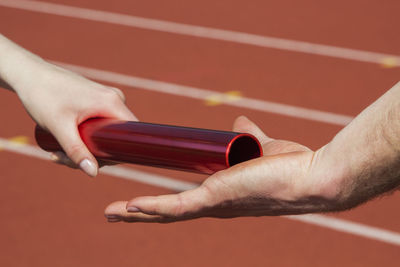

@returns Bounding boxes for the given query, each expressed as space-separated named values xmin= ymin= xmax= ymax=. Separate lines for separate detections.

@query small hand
xmin=16 ymin=61 xmax=137 ymax=176
xmin=105 ymin=116 xmax=337 ymax=223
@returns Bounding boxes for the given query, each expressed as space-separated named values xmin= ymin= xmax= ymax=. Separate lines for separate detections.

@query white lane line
xmin=286 ymin=214 xmax=400 ymax=247
xmin=1 ymin=0 xmax=399 ymax=66
xmin=1 ymin=137 xmax=400 ymax=246
xmin=0 ymin=137 xmax=196 ymax=192
xmin=0 ymin=137 xmax=50 ymax=160
xmin=54 ymin=61 xmax=354 ymax=126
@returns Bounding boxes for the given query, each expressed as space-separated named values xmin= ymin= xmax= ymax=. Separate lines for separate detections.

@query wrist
xmin=308 ymin=82 xmax=400 ymax=210
xmin=0 ymin=35 xmax=46 ymax=94
xmin=299 ymin=145 xmax=351 ymax=211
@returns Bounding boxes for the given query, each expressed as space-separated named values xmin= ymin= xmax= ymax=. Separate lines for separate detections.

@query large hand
xmin=104 ymin=116 xmax=339 ymax=223
xmin=16 ymin=60 xmax=137 ymax=176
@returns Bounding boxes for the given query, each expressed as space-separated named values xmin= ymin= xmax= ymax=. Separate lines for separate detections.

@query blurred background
xmin=0 ymin=0 xmax=399 ymax=266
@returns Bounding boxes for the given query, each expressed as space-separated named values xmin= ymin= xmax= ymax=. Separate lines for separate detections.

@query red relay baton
xmin=35 ymin=119 xmax=262 ymax=174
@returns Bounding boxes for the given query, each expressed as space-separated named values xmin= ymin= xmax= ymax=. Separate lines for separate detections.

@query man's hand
xmin=105 ymin=82 xmax=400 ymax=223
xmin=104 ymin=116 xmax=341 ymax=223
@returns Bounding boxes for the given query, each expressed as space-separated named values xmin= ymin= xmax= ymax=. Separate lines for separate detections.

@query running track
xmin=0 ymin=0 xmax=399 ymax=266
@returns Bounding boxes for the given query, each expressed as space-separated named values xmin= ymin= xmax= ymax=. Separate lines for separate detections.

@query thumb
xmin=51 ymin=121 xmax=98 ymax=177
xmin=123 ymin=173 xmax=239 ymax=222
xmin=125 ymin=185 xmax=214 ymax=219
xmin=233 ymin=116 xmax=272 ymax=145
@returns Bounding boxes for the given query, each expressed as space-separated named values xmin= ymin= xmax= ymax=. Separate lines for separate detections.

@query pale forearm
xmin=315 ymin=82 xmax=400 ymax=209
xmin=0 ymin=34 xmax=136 ymax=177
xmin=0 ymin=34 xmax=15 ymax=90
xmin=0 ymin=34 xmax=45 ymax=94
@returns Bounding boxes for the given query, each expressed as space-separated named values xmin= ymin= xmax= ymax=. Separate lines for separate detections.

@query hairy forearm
xmin=315 ymin=82 xmax=400 ymax=209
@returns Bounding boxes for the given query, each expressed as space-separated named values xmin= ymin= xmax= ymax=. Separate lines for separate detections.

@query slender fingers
xmin=232 ymin=115 xmax=273 ymax=145
xmin=49 ymin=120 xmax=98 ymax=176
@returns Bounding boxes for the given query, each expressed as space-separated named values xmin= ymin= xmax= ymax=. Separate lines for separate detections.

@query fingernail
xmin=50 ymin=153 xmax=59 ymax=161
xmin=105 ymin=215 xmax=121 ymax=222
xmin=107 ymin=218 xmax=121 ymax=223
xmin=50 ymin=152 xmax=62 ymax=162
xmin=127 ymin=206 xmax=140 ymax=212
xmin=79 ymin=159 xmax=97 ymax=177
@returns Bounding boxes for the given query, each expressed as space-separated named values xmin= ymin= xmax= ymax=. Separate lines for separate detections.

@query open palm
xmin=104 ymin=116 xmax=331 ymax=223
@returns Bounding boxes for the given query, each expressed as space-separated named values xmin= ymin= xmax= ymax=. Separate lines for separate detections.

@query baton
xmin=35 ymin=119 xmax=262 ymax=174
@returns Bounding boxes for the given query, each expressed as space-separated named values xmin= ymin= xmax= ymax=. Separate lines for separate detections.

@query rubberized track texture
xmin=0 ymin=0 xmax=400 ymax=266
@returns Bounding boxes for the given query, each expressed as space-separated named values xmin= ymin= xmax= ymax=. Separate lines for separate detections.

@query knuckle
xmin=106 ymin=87 xmax=125 ymax=102
xmin=170 ymin=194 xmax=187 ymax=217
xmin=107 ymin=89 xmax=120 ymax=99
xmin=112 ymin=87 xmax=124 ymax=97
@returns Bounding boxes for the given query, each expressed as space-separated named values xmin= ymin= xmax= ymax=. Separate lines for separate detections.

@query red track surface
xmin=1 ymin=1 xmax=400 ymax=266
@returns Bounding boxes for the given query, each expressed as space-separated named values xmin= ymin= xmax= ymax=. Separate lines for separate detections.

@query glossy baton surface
xmin=35 ymin=119 xmax=262 ymax=174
